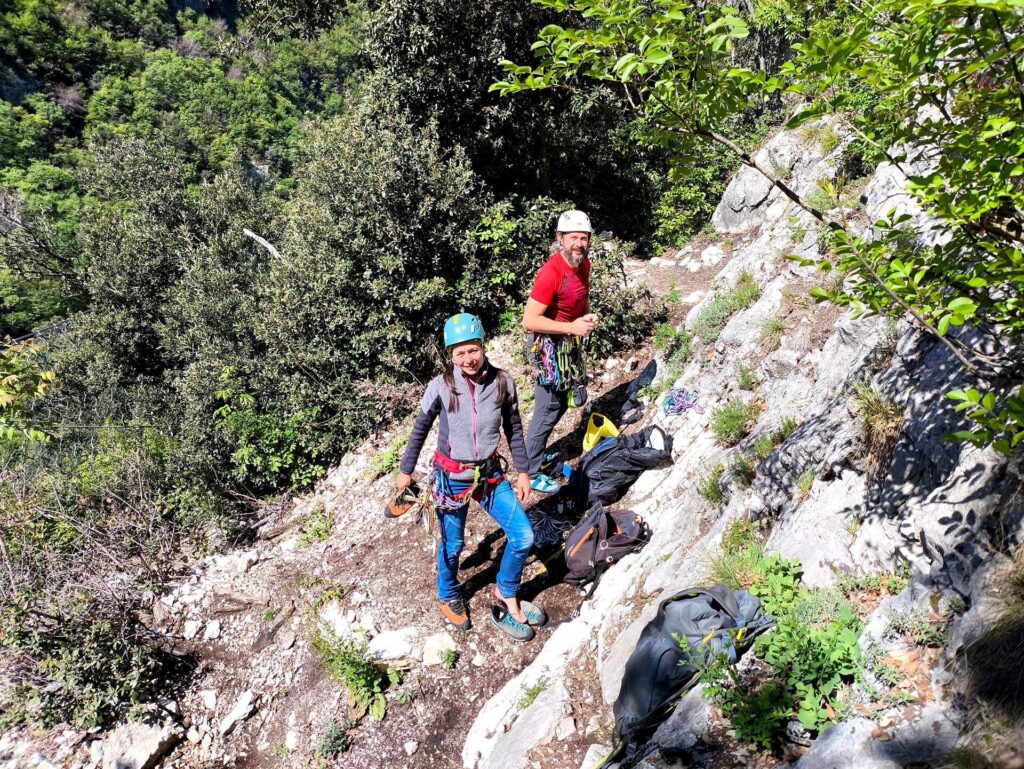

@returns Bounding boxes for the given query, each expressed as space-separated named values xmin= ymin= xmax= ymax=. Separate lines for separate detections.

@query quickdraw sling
xmin=530 ymin=334 xmax=587 ymax=391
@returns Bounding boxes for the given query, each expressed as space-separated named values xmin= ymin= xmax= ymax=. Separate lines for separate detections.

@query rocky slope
xmin=4 ymin=119 xmax=1022 ymax=769
xmin=462 ymin=120 xmax=1022 ymax=769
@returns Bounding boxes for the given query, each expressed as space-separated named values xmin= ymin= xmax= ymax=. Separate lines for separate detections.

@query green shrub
xmin=777 ymin=416 xmax=798 ymax=441
xmin=692 ymin=272 xmax=761 ymax=343
xmin=368 ymin=426 xmax=413 ymax=481
xmin=731 ymin=272 xmax=761 ymax=310
xmin=759 ymin=316 xmax=784 ymax=350
xmin=586 ymin=240 xmax=667 ymax=361
xmin=804 ymin=184 xmax=837 ymax=213
xmin=885 ymin=610 xmax=950 ymax=648
xmin=298 ymin=500 xmax=334 ymax=547
xmin=696 ymin=464 xmax=725 ymax=504
xmin=737 ymin=364 xmax=758 ymax=391
xmin=442 ymin=649 xmax=459 ymax=669
xmin=653 ymin=143 xmax=736 ymax=247
xmin=711 ymin=398 xmax=761 ymax=446
xmin=850 ymin=379 xmax=903 ymax=477
xmin=312 ymin=632 xmax=401 ymax=721
xmin=693 ymin=294 xmax=735 ymax=343
xmin=701 ymin=554 xmax=864 ymax=746
xmin=518 ymin=676 xmax=549 ymax=710
xmin=666 ymin=277 xmax=680 ymax=304
xmin=731 ymin=454 xmax=755 ymax=489
xmin=315 ymin=718 xmax=357 ymax=758
xmin=794 ymin=466 xmax=815 ymax=498
xmin=0 ymin=595 xmax=176 ymax=729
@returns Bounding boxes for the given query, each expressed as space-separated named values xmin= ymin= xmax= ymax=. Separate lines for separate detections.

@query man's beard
xmin=558 ymin=244 xmax=588 ymax=268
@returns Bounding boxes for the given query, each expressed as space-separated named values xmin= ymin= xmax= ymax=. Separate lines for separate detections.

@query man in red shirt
xmin=521 ymin=210 xmax=600 ymax=492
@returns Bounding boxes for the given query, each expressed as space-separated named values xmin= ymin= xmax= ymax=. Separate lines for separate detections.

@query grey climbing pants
xmin=526 ymin=380 xmax=569 ymax=476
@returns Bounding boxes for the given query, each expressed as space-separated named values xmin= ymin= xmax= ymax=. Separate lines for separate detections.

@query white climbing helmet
xmin=556 ymin=209 xmax=592 ymax=234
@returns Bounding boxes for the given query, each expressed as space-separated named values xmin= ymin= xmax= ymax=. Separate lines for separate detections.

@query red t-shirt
xmin=529 ymin=253 xmax=591 ymax=322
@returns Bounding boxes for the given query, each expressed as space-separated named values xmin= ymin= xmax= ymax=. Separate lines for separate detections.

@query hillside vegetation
xmin=1 ymin=0 xmax=1023 ymax=754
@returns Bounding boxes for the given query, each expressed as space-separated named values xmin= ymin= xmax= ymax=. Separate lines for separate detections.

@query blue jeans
xmin=436 ymin=475 xmax=535 ymax=601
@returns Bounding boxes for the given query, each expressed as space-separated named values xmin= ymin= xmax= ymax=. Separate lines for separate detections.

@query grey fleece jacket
xmin=399 ymin=362 xmax=528 ymax=481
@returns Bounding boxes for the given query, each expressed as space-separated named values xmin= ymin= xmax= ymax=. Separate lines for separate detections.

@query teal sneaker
xmin=530 ymin=474 xmax=560 ymax=493
xmin=489 ymin=605 xmax=535 ymax=642
xmin=519 ymin=600 xmax=548 ymax=627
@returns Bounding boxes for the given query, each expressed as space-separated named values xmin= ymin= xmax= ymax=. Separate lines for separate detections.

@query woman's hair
xmin=441 ymin=358 xmax=509 ymax=412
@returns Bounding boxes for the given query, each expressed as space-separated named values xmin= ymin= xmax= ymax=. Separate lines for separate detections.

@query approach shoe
xmin=530 ymin=473 xmax=560 ymax=494
xmin=440 ymin=598 xmax=471 ymax=631
xmin=489 ymin=604 xmax=535 ymax=642
xmin=519 ymin=600 xmax=548 ymax=627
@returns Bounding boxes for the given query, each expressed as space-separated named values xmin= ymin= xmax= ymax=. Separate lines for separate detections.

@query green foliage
xmin=794 ymin=466 xmax=815 ymax=498
xmin=461 ymin=197 xmax=569 ymax=328
xmin=711 ymin=398 xmax=761 ymax=446
xmin=298 ymin=500 xmax=334 ymax=547
xmin=737 ymin=364 xmax=758 ymax=391
xmin=312 ymin=632 xmax=401 ymax=721
xmin=803 ymin=184 xmax=837 ymax=214
xmin=315 ymin=718 xmax=357 ymax=758
xmin=214 ymin=370 xmax=328 ymax=491
xmin=701 ymin=552 xmax=864 ymax=746
xmin=751 ymin=415 xmax=799 ymax=460
xmin=850 ymin=379 xmax=903 ymax=476
xmin=885 ymin=610 xmax=950 ymax=648
xmin=666 ymin=278 xmax=680 ymax=304
xmin=759 ymin=316 xmax=784 ymax=350
xmin=0 ymin=340 xmax=55 ymax=445
xmin=692 ymin=272 xmax=762 ymax=343
xmin=441 ymin=649 xmax=459 ymax=669
xmin=708 ymin=520 xmax=765 ymax=589
xmin=518 ymin=676 xmax=548 ymax=710
xmin=368 ymin=426 xmax=413 ymax=481
xmin=499 ymin=0 xmax=1024 ymax=457
xmin=696 ymin=463 xmax=725 ymax=504
xmin=0 ymin=594 xmax=173 ymax=729
xmin=586 ymin=241 xmax=666 ymax=361
xmin=837 ymin=568 xmax=909 ymax=598
xmin=731 ymin=453 xmax=755 ymax=490
xmin=653 ymin=141 xmax=737 ymax=247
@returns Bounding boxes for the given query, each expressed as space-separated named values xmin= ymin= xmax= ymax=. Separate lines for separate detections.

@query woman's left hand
xmin=515 ymin=473 xmax=531 ymax=503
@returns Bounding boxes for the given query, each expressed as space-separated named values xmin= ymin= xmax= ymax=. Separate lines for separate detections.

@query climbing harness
xmin=662 ymin=387 xmax=699 ymax=416
xmin=429 ymin=452 xmax=507 ymax=511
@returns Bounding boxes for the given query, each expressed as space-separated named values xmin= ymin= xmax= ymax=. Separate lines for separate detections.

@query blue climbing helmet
xmin=443 ymin=313 xmax=486 ymax=348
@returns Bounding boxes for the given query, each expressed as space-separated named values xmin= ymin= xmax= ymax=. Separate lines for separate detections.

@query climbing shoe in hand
xmin=489 ymin=604 xmax=535 ymax=642
xmin=440 ymin=598 xmax=471 ymax=631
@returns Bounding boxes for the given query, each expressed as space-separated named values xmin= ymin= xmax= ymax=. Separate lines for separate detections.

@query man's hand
xmin=569 ymin=315 xmax=597 ymax=337
xmin=396 ymin=471 xmax=414 ymax=493
xmin=515 ymin=473 xmax=531 ymax=503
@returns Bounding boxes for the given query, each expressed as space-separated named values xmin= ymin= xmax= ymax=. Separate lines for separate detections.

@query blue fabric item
xmin=435 ymin=475 xmax=534 ymax=601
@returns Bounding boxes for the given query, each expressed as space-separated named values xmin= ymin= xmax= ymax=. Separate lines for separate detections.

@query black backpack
xmin=609 ymin=586 xmax=775 ymax=762
xmin=574 ymin=425 xmax=673 ymax=508
xmin=564 ymin=503 xmax=650 ymax=593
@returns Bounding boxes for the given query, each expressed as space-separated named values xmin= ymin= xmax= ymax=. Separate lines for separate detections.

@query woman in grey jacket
xmin=396 ymin=314 xmax=546 ymax=642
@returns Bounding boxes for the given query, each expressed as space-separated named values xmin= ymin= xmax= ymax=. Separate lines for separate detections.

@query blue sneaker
xmin=489 ymin=605 xmax=535 ymax=642
xmin=530 ymin=474 xmax=560 ymax=493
